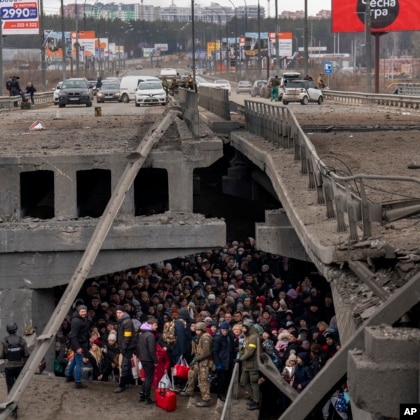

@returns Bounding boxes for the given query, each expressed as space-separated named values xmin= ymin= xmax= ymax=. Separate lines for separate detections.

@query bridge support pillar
xmin=256 ymin=209 xmax=310 ymax=261
xmin=348 ymin=325 xmax=420 ymax=419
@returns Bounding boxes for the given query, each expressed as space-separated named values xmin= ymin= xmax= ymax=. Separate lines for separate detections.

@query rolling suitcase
xmin=155 ymin=387 xmax=177 ymax=412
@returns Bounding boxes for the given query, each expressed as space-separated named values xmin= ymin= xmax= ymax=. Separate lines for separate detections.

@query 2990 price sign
xmin=0 ymin=0 xmax=40 ymax=34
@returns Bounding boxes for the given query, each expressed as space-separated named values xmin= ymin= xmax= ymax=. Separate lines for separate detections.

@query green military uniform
xmin=183 ymin=322 xmax=213 ymax=405
xmin=238 ymin=320 xmax=260 ymax=409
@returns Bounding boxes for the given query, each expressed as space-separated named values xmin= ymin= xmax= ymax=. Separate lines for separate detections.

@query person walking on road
xmin=270 ymin=76 xmax=280 ymax=102
xmin=114 ymin=305 xmax=136 ymax=393
xmin=0 ymin=321 xmax=30 ymax=418
xmin=137 ymin=318 xmax=158 ymax=404
xmin=66 ymin=305 xmax=90 ymax=389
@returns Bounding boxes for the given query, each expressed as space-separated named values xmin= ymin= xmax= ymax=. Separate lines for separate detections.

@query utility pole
xmin=61 ymin=0 xmax=66 ymax=80
xmin=303 ymin=0 xmax=308 ymax=76
xmin=275 ymin=0 xmax=279 ymax=72
xmin=365 ymin=1 xmax=372 ymax=93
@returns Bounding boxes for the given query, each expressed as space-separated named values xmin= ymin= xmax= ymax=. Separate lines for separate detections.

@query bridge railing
xmin=244 ymin=99 xmax=420 ymax=241
xmin=0 ymin=92 xmax=54 ymax=109
xmin=322 ymin=89 xmax=420 ymax=110
xmin=220 ymin=353 xmax=240 ymax=420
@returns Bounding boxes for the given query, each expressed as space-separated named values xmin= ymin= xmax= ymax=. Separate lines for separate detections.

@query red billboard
xmin=332 ymin=0 xmax=420 ymax=32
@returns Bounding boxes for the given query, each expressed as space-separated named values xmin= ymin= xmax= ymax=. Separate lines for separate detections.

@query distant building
xmin=62 ymin=2 xmax=265 ymax=23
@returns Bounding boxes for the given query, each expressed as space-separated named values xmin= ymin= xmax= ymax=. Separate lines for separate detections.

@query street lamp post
xmin=243 ymin=0 xmax=248 ymax=79
xmin=257 ymin=0 xmax=261 ymax=76
xmin=191 ymin=0 xmax=197 ymax=91
xmin=275 ymin=0 xmax=279 ymax=72
xmin=228 ymin=0 xmax=238 ymax=82
xmin=303 ymin=0 xmax=308 ymax=76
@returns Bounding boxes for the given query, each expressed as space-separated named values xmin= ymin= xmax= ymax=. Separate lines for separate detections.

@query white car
xmin=53 ymin=81 xmax=63 ymax=105
xmin=135 ymin=80 xmax=167 ymax=107
xmin=195 ymin=76 xmax=213 ymax=89
xmin=282 ymin=80 xmax=324 ymax=105
xmin=213 ymin=79 xmax=231 ymax=94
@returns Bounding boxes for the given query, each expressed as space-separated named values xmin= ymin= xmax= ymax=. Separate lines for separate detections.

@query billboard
xmin=1 ymin=0 xmax=40 ymax=35
xmin=332 ymin=0 xmax=420 ymax=32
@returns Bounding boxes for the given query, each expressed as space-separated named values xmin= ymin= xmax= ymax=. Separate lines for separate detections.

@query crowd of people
xmin=54 ymin=238 xmax=350 ymax=418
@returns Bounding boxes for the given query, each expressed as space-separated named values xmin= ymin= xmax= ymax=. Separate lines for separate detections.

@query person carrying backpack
xmin=0 ymin=321 xmax=30 ymax=418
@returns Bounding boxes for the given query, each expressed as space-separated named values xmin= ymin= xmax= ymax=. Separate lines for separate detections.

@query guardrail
xmin=220 ymin=354 xmax=240 ymax=420
xmin=0 ymin=92 xmax=54 ymax=110
xmin=244 ymin=99 xmax=420 ymax=241
xmin=322 ymin=89 xmax=420 ymax=110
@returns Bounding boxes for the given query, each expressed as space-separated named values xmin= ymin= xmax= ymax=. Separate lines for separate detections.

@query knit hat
xmin=108 ymin=332 xmax=117 ymax=341
xmin=207 ymin=294 xmax=216 ymax=301
xmin=77 ymin=305 xmax=88 ymax=311
xmin=115 ymin=305 xmax=125 ymax=312
xmin=179 ymin=307 xmax=190 ymax=320
xmin=220 ymin=322 xmax=230 ymax=330
xmin=195 ymin=322 xmax=206 ymax=331
xmin=287 ymin=350 xmax=297 ymax=363
xmin=287 ymin=289 xmax=298 ymax=300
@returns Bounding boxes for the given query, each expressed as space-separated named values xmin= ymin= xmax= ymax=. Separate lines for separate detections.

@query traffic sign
xmin=324 ymin=61 xmax=333 ymax=74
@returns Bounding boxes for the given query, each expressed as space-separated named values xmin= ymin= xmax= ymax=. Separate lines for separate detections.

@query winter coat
xmin=239 ymin=325 xmax=259 ymax=371
xmin=212 ymin=330 xmax=236 ymax=370
xmin=137 ymin=324 xmax=158 ymax=364
xmin=69 ymin=313 xmax=90 ymax=355
xmin=116 ymin=312 xmax=136 ymax=355
xmin=171 ymin=318 xmax=191 ymax=362
xmin=152 ymin=343 xmax=171 ymax=388
xmin=292 ymin=358 xmax=314 ymax=391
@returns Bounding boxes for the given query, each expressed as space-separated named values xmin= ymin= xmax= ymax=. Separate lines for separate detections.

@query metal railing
xmin=244 ymin=99 xmax=420 ymax=241
xmin=322 ymin=89 xmax=420 ymax=110
xmin=0 ymin=92 xmax=54 ymax=109
xmin=220 ymin=354 xmax=240 ymax=420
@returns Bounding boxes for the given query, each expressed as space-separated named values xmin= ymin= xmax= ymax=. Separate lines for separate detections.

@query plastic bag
xmin=159 ymin=370 xmax=172 ymax=389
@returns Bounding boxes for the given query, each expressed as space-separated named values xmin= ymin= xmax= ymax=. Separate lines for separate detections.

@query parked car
xmin=53 ymin=81 xmax=63 ymax=105
xmin=279 ymin=71 xmax=301 ymax=99
xmin=58 ymin=78 xmax=93 ymax=108
xmin=260 ymin=72 xmax=302 ymax=100
xmin=260 ymin=77 xmax=276 ymax=98
xmin=250 ymin=80 xmax=266 ymax=97
xmin=236 ymin=80 xmax=253 ymax=94
xmin=282 ymin=80 xmax=324 ymax=105
xmin=135 ymin=80 xmax=167 ymax=107
xmin=119 ymin=75 xmax=159 ymax=103
xmin=96 ymin=81 xmax=121 ymax=103
xmin=213 ymin=79 xmax=231 ymax=94
xmin=195 ymin=76 xmax=213 ymax=89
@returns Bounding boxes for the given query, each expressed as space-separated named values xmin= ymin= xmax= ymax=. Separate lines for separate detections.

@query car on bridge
xmin=282 ymin=79 xmax=324 ymax=105
xmin=58 ymin=78 xmax=93 ymax=108
xmin=236 ymin=80 xmax=253 ymax=94
xmin=250 ymin=79 xmax=266 ymax=97
xmin=96 ymin=81 xmax=121 ymax=103
xmin=213 ymin=79 xmax=231 ymax=94
xmin=134 ymin=80 xmax=167 ymax=107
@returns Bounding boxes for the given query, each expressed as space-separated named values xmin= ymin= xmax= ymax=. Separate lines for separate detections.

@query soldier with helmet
xmin=0 ymin=321 xmax=30 ymax=418
xmin=180 ymin=321 xmax=214 ymax=407
xmin=234 ymin=318 xmax=260 ymax=411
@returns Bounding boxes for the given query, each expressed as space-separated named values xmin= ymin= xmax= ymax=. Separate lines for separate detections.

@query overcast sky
xmin=44 ymin=0 xmax=331 ymax=17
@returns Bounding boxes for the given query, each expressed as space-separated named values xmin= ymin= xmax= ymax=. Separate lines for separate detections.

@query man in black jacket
xmin=66 ymin=305 xmax=90 ymax=388
xmin=114 ymin=305 xmax=136 ymax=393
xmin=137 ymin=319 xmax=158 ymax=404
xmin=212 ymin=322 xmax=235 ymax=402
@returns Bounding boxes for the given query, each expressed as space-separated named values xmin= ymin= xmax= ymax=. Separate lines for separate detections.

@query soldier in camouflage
xmin=180 ymin=321 xmax=214 ymax=407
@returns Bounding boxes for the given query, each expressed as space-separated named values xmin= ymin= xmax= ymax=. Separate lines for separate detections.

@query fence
xmin=243 ymin=99 xmax=420 ymax=241
xmin=0 ymin=91 xmax=54 ymax=110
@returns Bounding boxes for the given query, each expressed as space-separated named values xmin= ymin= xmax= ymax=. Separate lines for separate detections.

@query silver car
xmin=282 ymin=80 xmax=324 ymax=105
xmin=135 ymin=80 xmax=167 ymax=107
xmin=96 ymin=81 xmax=121 ymax=103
